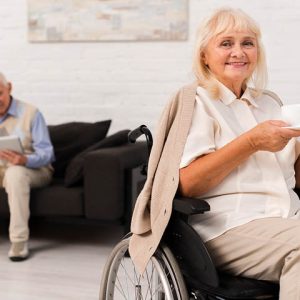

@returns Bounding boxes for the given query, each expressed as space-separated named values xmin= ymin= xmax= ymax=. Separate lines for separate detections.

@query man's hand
xmin=0 ymin=150 xmax=27 ymax=165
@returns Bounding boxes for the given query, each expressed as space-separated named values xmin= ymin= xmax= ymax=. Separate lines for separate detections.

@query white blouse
xmin=180 ymin=83 xmax=300 ymax=242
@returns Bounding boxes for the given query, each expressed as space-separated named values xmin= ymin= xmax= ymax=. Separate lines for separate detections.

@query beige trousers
xmin=0 ymin=165 xmax=53 ymax=243
xmin=205 ymin=217 xmax=300 ymax=300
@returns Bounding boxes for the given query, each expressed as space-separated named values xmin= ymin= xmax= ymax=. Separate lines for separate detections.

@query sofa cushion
xmin=64 ymin=129 xmax=130 ymax=187
xmin=49 ymin=120 xmax=111 ymax=178
xmin=0 ymin=179 xmax=83 ymax=217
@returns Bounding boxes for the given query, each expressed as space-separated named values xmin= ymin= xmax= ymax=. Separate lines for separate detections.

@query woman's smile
xmin=226 ymin=62 xmax=248 ymax=66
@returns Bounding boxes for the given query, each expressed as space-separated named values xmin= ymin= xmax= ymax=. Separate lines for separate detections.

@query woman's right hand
xmin=245 ymin=120 xmax=300 ymax=152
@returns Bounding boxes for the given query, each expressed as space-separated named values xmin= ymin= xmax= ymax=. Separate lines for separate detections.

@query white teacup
xmin=281 ymin=104 xmax=300 ymax=126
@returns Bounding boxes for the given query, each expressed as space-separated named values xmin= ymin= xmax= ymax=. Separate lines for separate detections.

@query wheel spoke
xmin=145 ymin=261 xmax=155 ymax=299
xmin=131 ymin=259 xmax=141 ymax=286
xmin=120 ymin=259 xmax=135 ymax=286
xmin=104 ymin=238 xmax=185 ymax=300
xmin=114 ymin=276 xmax=128 ymax=299
xmin=151 ymin=281 xmax=164 ymax=298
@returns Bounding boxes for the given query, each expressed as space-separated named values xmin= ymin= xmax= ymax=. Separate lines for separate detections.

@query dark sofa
xmin=0 ymin=120 xmax=147 ymax=230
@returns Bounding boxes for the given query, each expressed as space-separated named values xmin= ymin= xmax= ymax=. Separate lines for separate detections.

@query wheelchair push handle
xmin=128 ymin=125 xmax=147 ymax=143
xmin=128 ymin=125 xmax=153 ymax=158
xmin=128 ymin=125 xmax=153 ymax=175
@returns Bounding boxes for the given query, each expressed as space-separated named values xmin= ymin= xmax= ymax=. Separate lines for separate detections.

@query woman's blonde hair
xmin=192 ymin=8 xmax=267 ymax=98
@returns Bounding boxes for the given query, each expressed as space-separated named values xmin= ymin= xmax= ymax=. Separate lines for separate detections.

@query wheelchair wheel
xmin=100 ymin=236 xmax=188 ymax=300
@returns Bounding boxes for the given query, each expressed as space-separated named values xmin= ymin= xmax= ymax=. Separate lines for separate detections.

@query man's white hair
xmin=0 ymin=72 xmax=9 ymax=86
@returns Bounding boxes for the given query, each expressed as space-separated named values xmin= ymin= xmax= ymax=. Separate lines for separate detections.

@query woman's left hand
xmin=0 ymin=150 xmax=27 ymax=165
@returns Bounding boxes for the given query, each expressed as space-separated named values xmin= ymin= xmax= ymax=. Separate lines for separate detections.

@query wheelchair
xmin=100 ymin=125 xmax=279 ymax=300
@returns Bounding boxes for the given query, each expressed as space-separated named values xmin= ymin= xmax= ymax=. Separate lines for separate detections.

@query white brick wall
xmin=0 ymin=0 xmax=299 ymax=134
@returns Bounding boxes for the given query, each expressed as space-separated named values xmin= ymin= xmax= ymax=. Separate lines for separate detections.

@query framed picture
xmin=28 ymin=0 xmax=188 ymax=42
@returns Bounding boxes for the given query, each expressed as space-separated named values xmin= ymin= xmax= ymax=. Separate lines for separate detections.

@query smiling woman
xmin=128 ymin=7 xmax=300 ymax=299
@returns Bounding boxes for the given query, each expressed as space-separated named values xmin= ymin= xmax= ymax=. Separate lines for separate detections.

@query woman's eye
xmin=220 ymin=41 xmax=232 ymax=47
xmin=242 ymin=40 xmax=255 ymax=47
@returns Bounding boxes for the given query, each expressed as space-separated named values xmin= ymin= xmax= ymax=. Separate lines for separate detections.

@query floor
xmin=0 ymin=219 xmax=123 ymax=300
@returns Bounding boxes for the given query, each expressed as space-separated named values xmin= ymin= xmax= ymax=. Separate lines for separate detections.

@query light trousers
xmin=0 ymin=165 xmax=53 ymax=243
xmin=205 ymin=217 xmax=300 ymax=300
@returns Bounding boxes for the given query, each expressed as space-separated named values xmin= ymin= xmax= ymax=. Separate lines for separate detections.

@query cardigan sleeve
xmin=130 ymin=91 xmax=180 ymax=235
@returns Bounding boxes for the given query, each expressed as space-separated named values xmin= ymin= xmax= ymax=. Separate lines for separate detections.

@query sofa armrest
xmin=83 ymin=142 xmax=147 ymax=220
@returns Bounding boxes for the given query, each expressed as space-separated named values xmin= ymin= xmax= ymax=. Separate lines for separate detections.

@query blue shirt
xmin=0 ymin=98 xmax=55 ymax=169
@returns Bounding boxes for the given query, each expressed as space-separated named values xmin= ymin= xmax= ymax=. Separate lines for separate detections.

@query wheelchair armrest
xmin=173 ymin=195 xmax=210 ymax=215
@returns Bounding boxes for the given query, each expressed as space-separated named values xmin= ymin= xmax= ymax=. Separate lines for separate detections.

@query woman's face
xmin=203 ymin=30 xmax=258 ymax=90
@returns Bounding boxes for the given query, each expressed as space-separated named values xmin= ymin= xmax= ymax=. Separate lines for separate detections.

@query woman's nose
xmin=231 ymin=45 xmax=245 ymax=58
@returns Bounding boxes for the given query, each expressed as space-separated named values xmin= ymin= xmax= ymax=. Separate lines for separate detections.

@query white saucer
xmin=283 ymin=125 xmax=300 ymax=130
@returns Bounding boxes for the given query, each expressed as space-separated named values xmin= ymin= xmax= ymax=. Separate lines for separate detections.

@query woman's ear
xmin=201 ymin=52 xmax=208 ymax=66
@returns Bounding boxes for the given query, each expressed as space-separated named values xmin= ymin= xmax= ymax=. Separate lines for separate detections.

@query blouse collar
xmin=218 ymin=81 xmax=259 ymax=108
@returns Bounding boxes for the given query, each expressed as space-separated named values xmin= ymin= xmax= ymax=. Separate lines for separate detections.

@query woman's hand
xmin=245 ymin=120 xmax=300 ymax=152
xmin=0 ymin=150 xmax=27 ymax=165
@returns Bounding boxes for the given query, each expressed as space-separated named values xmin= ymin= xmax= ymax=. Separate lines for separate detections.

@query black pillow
xmin=64 ymin=129 xmax=130 ymax=187
xmin=49 ymin=120 xmax=111 ymax=178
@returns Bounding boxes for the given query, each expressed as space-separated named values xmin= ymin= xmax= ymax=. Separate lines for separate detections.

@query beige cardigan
xmin=129 ymin=82 xmax=198 ymax=274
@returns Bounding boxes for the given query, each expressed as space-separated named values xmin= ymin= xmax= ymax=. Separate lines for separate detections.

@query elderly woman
xmin=129 ymin=8 xmax=300 ymax=299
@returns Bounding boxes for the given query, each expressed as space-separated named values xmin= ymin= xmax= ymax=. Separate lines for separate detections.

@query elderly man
xmin=0 ymin=72 xmax=54 ymax=261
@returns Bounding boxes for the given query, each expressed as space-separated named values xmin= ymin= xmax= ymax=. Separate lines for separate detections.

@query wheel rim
xmin=105 ymin=241 xmax=179 ymax=299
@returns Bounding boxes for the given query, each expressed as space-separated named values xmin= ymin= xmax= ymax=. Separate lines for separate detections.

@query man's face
xmin=0 ymin=82 xmax=12 ymax=117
